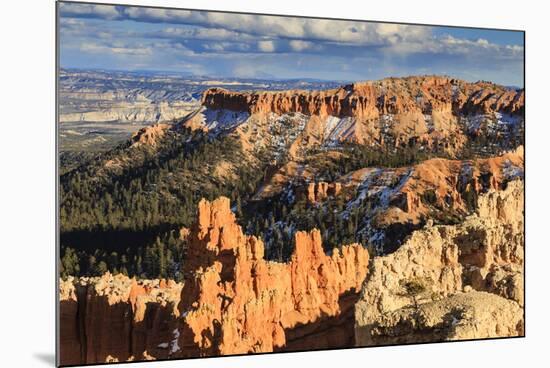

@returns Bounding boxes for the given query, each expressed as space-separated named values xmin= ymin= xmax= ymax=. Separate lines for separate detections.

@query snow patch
xmin=170 ymin=328 xmax=181 ymax=354
xmin=202 ymin=108 xmax=250 ymax=132
xmin=324 ymin=116 xmax=357 ymax=146
xmin=502 ymin=159 xmax=524 ymax=180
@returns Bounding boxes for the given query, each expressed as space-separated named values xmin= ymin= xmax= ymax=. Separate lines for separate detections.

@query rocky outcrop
xmin=395 ymin=145 xmax=524 ymax=221
xmin=338 ymin=146 xmax=524 ymax=249
xmin=460 ymin=180 xmax=524 ymax=306
xmin=354 ymin=180 xmax=524 ymax=346
xmin=297 ymin=181 xmax=343 ymax=203
xmin=131 ymin=123 xmax=170 ymax=147
xmin=364 ymin=291 xmax=523 ymax=345
xmin=59 ymin=274 xmax=183 ymax=366
xmin=202 ymin=76 xmax=524 ymax=118
xmin=177 ymin=197 xmax=370 ymax=356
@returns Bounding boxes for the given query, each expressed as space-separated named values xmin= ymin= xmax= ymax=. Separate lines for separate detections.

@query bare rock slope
xmin=354 ymin=180 xmax=524 ymax=346
xmin=188 ymin=76 xmax=523 ymax=155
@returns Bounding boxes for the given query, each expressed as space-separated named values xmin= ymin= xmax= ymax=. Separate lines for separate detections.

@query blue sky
xmin=59 ymin=2 xmax=524 ymax=86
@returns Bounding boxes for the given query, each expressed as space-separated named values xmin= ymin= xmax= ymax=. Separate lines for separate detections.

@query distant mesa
xmin=200 ymin=76 xmax=524 ymax=118
xmin=177 ymin=75 xmax=524 ymax=158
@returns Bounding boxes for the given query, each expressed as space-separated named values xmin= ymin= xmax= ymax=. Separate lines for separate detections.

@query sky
xmin=59 ymin=2 xmax=525 ymax=86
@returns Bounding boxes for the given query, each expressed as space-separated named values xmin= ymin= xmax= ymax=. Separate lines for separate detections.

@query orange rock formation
xmin=60 ymin=197 xmax=370 ymax=364
xmin=394 ymin=146 xmax=524 ymax=221
xmin=177 ymin=197 xmax=370 ymax=356
xmin=130 ymin=123 xmax=170 ymax=147
xmin=202 ymin=76 xmax=524 ymax=118
xmin=300 ymin=181 xmax=342 ymax=203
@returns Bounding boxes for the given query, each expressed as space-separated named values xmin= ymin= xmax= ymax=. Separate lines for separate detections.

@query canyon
xmin=59 ymin=74 xmax=524 ymax=365
xmin=60 ymin=180 xmax=523 ymax=364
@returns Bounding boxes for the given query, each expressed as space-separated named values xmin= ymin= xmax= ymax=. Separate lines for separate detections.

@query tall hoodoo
xmin=177 ymin=197 xmax=370 ymax=356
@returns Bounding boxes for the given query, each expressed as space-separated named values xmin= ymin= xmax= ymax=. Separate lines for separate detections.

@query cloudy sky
xmin=59 ymin=2 xmax=524 ymax=86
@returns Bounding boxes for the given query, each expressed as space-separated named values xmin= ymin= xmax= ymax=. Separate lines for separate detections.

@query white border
xmin=1 ymin=1 xmax=547 ymax=367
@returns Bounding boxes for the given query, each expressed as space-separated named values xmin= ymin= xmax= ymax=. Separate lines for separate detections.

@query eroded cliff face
xmin=354 ymin=180 xmax=524 ymax=346
xmin=192 ymin=76 xmax=523 ymax=153
xmin=201 ymin=76 xmax=523 ymax=118
xmin=59 ymin=275 xmax=182 ymax=365
xmin=375 ymin=145 xmax=524 ymax=228
xmin=172 ymin=76 xmax=525 ymax=200
xmin=60 ymin=197 xmax=370 ymax=364
xmin=177 ymin=197 xmax=370 ymax=356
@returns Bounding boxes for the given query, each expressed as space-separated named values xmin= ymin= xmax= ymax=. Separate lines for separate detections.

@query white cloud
xmin=258 ymin=40 xmax=276 ymax=52
xmin=155 ymin=26 xmax=254 ymax=42
xmin=80 ymin=42 xmax=152 ymax=56
xmin=383 ymin=34 xmax=523 ymax=62
xmin=60 ymin=2 xmax=523 ymax=63
xmin=59 ymin=3 xmax=120 ymax=20
xmin=60 ymin=3 xmax=429 ymax=46
xmin=202 ymin=42 xmax=226 ymax=52
xmin=289 ymin=40 xmax=314 ymax=51
xmin=60 ymin=18 xmax=85 ymax=28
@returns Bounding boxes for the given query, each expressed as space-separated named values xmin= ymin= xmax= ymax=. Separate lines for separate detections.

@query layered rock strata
xmin=184 ymin=76 xmax=524 ymax=156
xmin=201 ymin=76 xmax=524 ymax=118
xmin=377 ymin=145 xmax=524 ymax=226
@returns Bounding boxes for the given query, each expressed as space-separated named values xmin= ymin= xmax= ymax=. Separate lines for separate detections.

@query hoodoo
xmin=60 ymin=198 xmax=370 ymax=363
xmin=177 ymin=197 xmax=370 ymax=356
xmin=354 ymin=180 xmax=524 ymax=346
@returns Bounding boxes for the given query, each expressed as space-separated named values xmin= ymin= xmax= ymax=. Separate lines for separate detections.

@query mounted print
xmin=57 ymin=1 xmax=525 ymax=366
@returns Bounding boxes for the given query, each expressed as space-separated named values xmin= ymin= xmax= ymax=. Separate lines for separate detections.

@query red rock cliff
xmin=59 ymin=275 xmax=183 ymax=365
xmin=177 ymin=197 xmax=370 ymax=356
xmin=60 ymin=198 xmax=370 ymax=364
xmin=201 ymin=76 xmax=524 ymax=118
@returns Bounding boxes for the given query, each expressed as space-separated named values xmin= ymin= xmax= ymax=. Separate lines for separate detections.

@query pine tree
xmin=61 ymin=248 xmax=80 ymax=278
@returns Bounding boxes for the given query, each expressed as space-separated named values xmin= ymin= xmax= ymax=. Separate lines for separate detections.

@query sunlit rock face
xmin=177 ymin=196 xmax=370 ymax=356
xmin=59 ymin=197 xmax=370 ymax=364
